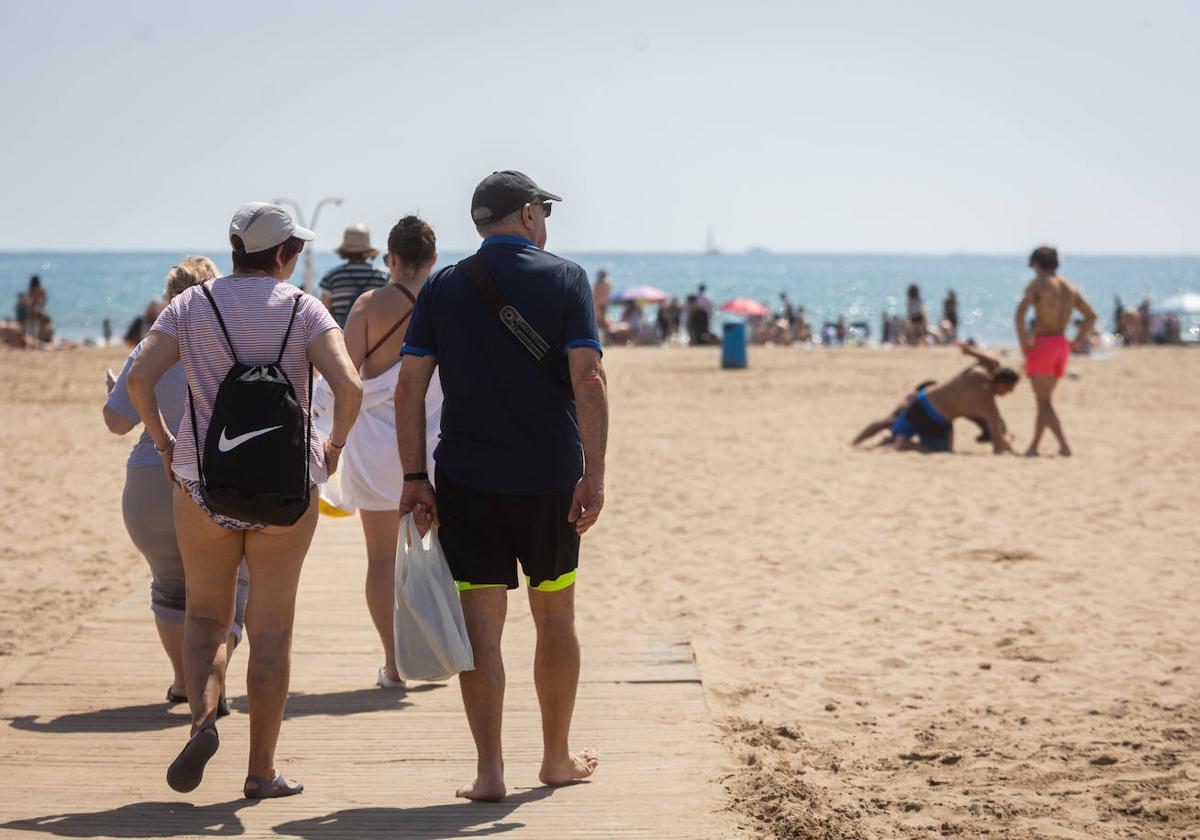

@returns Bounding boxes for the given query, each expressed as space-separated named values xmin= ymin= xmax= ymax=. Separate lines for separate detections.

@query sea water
xmin=2 ymin=250 xmax=1197 ymax=346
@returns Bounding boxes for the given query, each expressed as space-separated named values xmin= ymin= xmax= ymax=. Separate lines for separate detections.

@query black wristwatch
xmin=403 ymin=471 xmax=429 ymax=482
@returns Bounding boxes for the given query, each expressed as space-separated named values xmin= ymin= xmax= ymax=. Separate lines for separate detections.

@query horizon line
xmin=3 ymin=248 xmax=1200 ymax=259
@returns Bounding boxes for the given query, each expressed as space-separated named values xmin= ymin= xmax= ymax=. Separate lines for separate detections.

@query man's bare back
xmin=926 ymin=366 xmax=994 ymax=420
xmin=1015 ymin=272 xmax=1097 ymax=352
xmin=1023 ymin=274 xmax=1079 ymax=335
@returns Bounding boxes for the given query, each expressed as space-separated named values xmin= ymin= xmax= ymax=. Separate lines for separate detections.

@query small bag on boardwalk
xmin=393 ymin=515 xmax=474 ymax=681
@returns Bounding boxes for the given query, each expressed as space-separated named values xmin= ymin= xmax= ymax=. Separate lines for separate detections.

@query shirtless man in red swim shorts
xmin=1014 ymin=246 xmax=1097 ymax=457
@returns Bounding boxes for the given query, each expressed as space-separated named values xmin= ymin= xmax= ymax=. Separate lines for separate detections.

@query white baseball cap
xmin=228 ymin=202 xmax=315 ymax=253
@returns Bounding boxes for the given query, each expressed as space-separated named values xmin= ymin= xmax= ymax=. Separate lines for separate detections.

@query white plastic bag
xmin=393 ymin=514 xmax=475 ymax=681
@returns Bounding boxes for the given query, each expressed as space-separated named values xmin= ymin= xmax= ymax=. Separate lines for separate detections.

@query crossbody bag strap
xmin=456 ymin=255 xmax=570 ymax=385
xmin=198 ymin=283 xmax=240 ymax=364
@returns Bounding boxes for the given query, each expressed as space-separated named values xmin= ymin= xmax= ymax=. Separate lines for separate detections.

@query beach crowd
xmin=5 ymin=172 xmax=1188 ymax=811
xmin=101 ymin=171 xmax=605 ymax=802
xmin=852 ymin=246 xmax=1097 ymax=457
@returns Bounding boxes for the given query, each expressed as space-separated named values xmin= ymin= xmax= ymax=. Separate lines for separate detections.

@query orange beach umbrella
xmin=721 ymin=298 xmax=771 ymax=317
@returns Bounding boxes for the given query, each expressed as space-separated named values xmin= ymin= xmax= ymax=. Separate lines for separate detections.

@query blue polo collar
xmin=480 ymin=235 xmax=540 ymax=250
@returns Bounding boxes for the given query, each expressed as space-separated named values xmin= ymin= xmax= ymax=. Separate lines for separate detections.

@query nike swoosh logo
xmin=217 ymin=425 xmax=283 ymax=452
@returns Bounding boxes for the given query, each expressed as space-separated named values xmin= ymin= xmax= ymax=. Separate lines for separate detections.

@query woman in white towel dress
xmin=340 ymin=216 xmax=441 ymax=687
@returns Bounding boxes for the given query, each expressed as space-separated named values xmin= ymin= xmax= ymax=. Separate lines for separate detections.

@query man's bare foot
xmin=456 ymin=772 xmax=506 ymax=802
xmin=1023 ymin=449 xmax=1039 ymax=457
xmin=1058 ymin=446 xmax=1072 ymax=457
xmin=539 ymin=749 xmax=599 ymax=786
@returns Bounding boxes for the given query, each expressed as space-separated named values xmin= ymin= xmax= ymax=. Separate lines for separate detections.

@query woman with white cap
xmin=127 ymin=202 xmax=363 ymax=800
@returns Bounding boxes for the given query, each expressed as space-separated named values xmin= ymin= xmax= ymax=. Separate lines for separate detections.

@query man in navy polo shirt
xmin=396 ymin=171 xmax=608 ymax=802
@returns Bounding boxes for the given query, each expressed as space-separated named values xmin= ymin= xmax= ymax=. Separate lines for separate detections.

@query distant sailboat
xmin=705 ymin=226 xmax=721 ymax=256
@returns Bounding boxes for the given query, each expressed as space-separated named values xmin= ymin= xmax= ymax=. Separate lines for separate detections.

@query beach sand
xmin=1 ymin=343 xmax=1196 ymax=838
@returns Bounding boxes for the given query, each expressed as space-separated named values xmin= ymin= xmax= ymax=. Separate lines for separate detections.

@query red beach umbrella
xmin=721 ymin=298 xmax=771 ymax=317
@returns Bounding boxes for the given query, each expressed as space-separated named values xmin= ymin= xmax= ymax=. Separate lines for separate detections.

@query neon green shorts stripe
xmin=526 ymin=569 xmax=576 ymax=592
xmin=455 ymin=582 xmax=507 ymax=592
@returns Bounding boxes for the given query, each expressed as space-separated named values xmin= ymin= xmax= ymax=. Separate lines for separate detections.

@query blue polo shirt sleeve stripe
xmin=561 ymin=266 xmax=602 ymax=357
xmin=400 ymin=344 xmax=435 ymax=357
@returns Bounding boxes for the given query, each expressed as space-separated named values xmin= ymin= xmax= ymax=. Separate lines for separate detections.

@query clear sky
xmin=1 ymin=0 xmax=1197 ymax=254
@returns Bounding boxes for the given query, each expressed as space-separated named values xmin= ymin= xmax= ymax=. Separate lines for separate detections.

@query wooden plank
xmin=0 ymin=516 xmax=738 ymax=839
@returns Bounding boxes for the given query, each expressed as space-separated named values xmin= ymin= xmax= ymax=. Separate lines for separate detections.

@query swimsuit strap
xmin=363 ymin=284 xmax=418 ymax=360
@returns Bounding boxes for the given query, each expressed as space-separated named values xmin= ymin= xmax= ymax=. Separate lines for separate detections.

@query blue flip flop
xmin=166 ymin=723 xmax=219 ymax=792
xmin=244 ymin=772 xmax=304 ymax=799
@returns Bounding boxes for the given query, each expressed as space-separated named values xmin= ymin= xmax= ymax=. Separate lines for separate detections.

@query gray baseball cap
xmin=470 ymin=171 xmax=562 ymax=225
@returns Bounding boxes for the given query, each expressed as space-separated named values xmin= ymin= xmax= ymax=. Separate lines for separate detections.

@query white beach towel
xmin=312 ymin=361 xmax=443 ymax=513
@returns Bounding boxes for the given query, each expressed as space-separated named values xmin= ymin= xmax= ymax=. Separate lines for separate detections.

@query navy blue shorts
xmin=891 ymin=390 xmax=952 ymax=452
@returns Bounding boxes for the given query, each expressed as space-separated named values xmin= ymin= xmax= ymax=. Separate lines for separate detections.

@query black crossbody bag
xmin=456 ymin=254 xmax=571 ymax=386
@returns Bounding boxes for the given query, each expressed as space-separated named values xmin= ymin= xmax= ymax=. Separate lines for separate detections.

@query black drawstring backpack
xmin=186 ymin=284 xmax=312 ymax=526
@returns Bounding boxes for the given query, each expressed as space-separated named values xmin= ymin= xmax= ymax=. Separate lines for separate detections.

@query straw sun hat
xmin=335 ymin=223 xmax=379 ymax=259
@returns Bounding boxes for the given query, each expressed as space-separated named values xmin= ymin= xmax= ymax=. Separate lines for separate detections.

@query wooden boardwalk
xmin=0 ymin=516 xmax=737 ymax=839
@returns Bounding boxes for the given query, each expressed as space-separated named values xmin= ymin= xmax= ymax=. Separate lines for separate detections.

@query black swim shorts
xmin=435 ymin=467 xmax=580 ymax=592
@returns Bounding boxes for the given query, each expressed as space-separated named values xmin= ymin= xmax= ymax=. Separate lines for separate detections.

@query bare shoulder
xmin=967 ymin=366 xmax=992 ymax=384
xmin=1058 ymin=275 xmax=1083 ymax=298
xmin=343 ymin=291 xmax=370 ymax=327
xmin=354 ymin=287 xmax=380 ymax=309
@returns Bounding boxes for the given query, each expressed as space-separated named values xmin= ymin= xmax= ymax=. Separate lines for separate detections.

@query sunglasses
xmin=534 ymin=201 xmax=552 ymax=218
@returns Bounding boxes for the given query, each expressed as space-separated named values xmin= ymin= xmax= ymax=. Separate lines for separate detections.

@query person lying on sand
xmin=855 ymin=344 xmax=1018 ymax=454
xmin=852 ymin=379 xmax=1004 ymax=449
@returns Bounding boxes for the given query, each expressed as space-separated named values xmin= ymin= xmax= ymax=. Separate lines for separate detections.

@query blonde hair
xmin=166 ymin=255 xmax=220 ymax=298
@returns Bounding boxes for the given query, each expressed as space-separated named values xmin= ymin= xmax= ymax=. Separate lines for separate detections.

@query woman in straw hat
xmin=318 ymin=223 xmax=390 ymax=328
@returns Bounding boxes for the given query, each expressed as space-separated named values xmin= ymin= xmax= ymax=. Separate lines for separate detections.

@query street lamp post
xmin=274 ymin=196 xmax=345 ymax=293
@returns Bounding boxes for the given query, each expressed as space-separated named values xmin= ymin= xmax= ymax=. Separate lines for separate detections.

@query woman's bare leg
xmin=154 ymin=617 xmax=187 ymax=696
xmin=358 ymin=509 xmax=402 ymax=681
xmin=241 ymin=492 xmax=319 ymax=780
xmin=173 ymin=488 xmax=244 ymax=733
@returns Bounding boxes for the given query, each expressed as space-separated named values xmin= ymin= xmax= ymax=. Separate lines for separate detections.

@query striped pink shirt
xmin=151 ymin=276 xmax=338 ymax=483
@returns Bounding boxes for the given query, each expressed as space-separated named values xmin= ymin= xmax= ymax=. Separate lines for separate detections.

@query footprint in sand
xmin=961 ymin=548 xmax=1043 ymax=563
